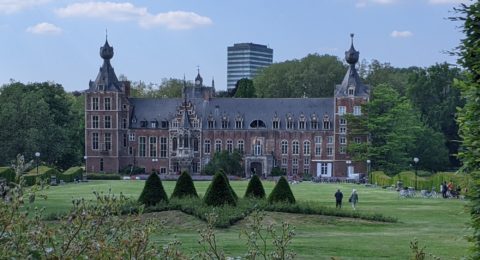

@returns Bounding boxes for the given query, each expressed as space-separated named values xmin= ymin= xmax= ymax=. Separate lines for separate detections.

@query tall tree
xmin=234 ymin=78 xmax=256 ymax=98
xmin=253 ymin=54 xmax=345 ymax=98
xmin=203 ymin=150 xmax=243 ymax=176
xmin=450 ymin=2 xmax=480 ymax=257
xmin=364 ymin=60 xmax=418 ymax=96
xmin=406 ymin=63 xmax=464 ymax=166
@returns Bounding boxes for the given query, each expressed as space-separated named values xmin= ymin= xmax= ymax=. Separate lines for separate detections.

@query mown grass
xmin=32 ymin=180 xmax=471 ymax=259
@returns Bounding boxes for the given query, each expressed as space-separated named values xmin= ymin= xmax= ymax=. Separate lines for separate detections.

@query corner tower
xmin=85 ymin=38 xmax=131 ymax=173
xmin=334 ymin=34 xmax=370 ymax=179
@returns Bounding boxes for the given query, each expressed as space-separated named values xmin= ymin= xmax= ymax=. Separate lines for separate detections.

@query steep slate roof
xmin=129 ymin=97 xmax=334 ymax=130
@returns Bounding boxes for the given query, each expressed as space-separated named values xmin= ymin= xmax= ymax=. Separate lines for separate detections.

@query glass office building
xmin=227 ymin=43 xmax=273 ymax=90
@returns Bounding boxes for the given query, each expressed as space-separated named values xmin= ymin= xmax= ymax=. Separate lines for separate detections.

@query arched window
xmin=281 ymin=140 xmax=288 ymax=155
xmin=303 ymin=140 xmax=311 ymax=156
xmin=292 ymin=140 xmax=299 ymax=155
xmin=250 ymin=120 xmax=266 ymax=128
xmin=172 ymin=137 xmax=177 ymax=151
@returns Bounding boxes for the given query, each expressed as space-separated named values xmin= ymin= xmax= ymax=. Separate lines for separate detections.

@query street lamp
xmin=366 ymin=159 xmax=371 ymax=184
xmin=35 ymin=152 xmax=40 ymax=174
xmin=83 ymin=156 xmax=87 ymax=180
xmin=413 ymin=157 xmax=419 ymax=190
xmin=152 ymin=158 xmax=158 ymax=174
xmin=346 ymin=160 xmax=351 ymax=178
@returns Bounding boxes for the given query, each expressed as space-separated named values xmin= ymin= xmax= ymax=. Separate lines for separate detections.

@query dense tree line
xmin=0 ymin=81 xmax=84 ymax=170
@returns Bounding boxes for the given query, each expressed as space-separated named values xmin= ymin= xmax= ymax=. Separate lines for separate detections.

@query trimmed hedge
xmin=138 ymin=173 xmax=169 ymax=206
xmin=23 ymin=166 xmax=59 ymax=186
xmin=85 ymin=173 xmax=121 ymax=180
xmin=268 ymin=176 xmax=295 ymax=204
xmin=392 ymin=171 xmax=430 ymax=190
xmin=58 ymin=166 xmax=83 ymax=183
xmin=203 ymin=172 xmax=237 ymax=207
xmin=244 ymin=174 xmax=266 ymax=199
xmin=370 ymin=171 xmax=392 ymax=187
xmin=171 ymin=171 xmax=198 ymax=199
xmin=0 ymin=167 xmax=15 ymax=183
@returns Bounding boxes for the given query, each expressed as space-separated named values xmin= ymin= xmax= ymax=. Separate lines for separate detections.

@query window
xmin=204 ymin=139 xmax=211 ymax=154
xmin=340 ymin=118 xmax=347 ymax=125
xmin=215 ymin=140 xmax=222 ymax=153
xmin=160 ymin=168 xmax=167 ymax=174
xmin=287 ymin=120 xmax=294 ymax=130
xmin=140 ymin=121 xmax=148 ymax=128
xmin=250 ymin=120 xmax=266 ymax=128
xmin=92 ymin=97 xmax=99 ymax=110
xmin=104 ymin=116 xmax=111 ymax=129
xmin=160 ymin=137 xmax=167 ymax=157
xmin=222 ymin=119 xmax=228 ymax=129
xmin=311 ymin=120 xmax=318 ymax=129
xmin=151 ymin=121 xmax=157 ymax=128
xmin=193 ymin=138 xmax=199 ymax=152
xmin=339 ymin=127 xmax=346 ymax=134
xmin=282 ymin=157 xmax=288 ymax=166
xmin=354 ymin=137 xmax=361 ymax=144
xmin=149 ymin=137 xmax=157 ymax=157
xmin=172 ymin=137 xmax=177 ymax=151
xmin=304 ymin=158 xmax=310 ymax=165
xmin=281 ymin=140 xmax=288 ymax=155
xmin=123 ymin=104 xmax=127 ymax=110
xmin=354 ymin=106 xmax=362 ymax=116
xmin=104 ymin=133 xmax=111 ymax=151
xmin=226 ymin=140 xmax=233 ymax=153
xmin=172 ymin=120 xmax=178 ymax=128
xmin=104 ymin=97 xmax=111 ymax=110
xmin=253 ymin=140 xmax=262 ymax=155
xmin=320 ymin=163 xmax=328 ymax=175
xmin=299 ymin=120 xmax=305 ymax=130
xmin=315 ymin=136 xmax=322 ymax=156
xmin=338 ymin=106 xmax=346 ymax=115
xmin=340 ymin=136 xmax=347 ymax=145
xmin=122 ymin=118 xmax=127 ymax=129
xmin=237 ymin=140 xmax=244 ymax=153
xmin=208 ymin=120 xmax=214 ymax=129
xmin=348 ymin=88 xmax=355 ymax=96
xmin=327 ymin=146 xmax=333 ymax=156
xmin=340 ymin=146 xmax=347 ymax=154
xmin=129 ymin=133 xmax=135 ymax=141
xmin=183 ymin=135 xmax=189 ymax=148
xmin=123 ymin=134 xmax=127 ymax=147
xmin=272 ymin=120 xmax=280 ymax=129
xmin=139 ymin=137 xmax=146 ymax=157
xmin=92 ymin=116 xmax=99 ymax=128
xmin=235 ymin=119 xmax=243 ymax=129
xmin=304 ymin=167 xmax=310 ymax=175
xmin=100 ymin=158 xmax=104 ymax=172
xmin=129 ymin=146 xmax=133 ymax=155
xmin=303 ymin=141 xmax=311 ymax=156
xmin=292 ymin=168 xmax=298 ymax=175
xmin=327 ymin=136 xmax=334 ymax=144
xmin=92 ymin=133 xmax=99 ymax=150
xmin=292 ymin=141 xmax=299 ymax=155
xmin=323 ymin=120 xmax=330 ymax=130
xmin=292 ymin=158 xmax=298 ymax=166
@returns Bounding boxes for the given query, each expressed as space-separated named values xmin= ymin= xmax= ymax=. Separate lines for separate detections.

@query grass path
xmin=33 ymin=180 xmax=471 ymax=259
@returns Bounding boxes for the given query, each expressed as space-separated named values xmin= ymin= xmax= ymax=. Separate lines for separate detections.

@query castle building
xmin=227 ymin=43 xmax=273 ymax=90
xmin=85 ymin=35 xmax=370 ymax=179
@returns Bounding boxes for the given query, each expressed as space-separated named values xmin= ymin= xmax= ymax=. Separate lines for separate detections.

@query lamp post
xmin=152 ymin=158 xmax=158 ymax=174
xmin=346 ymin=160 xmax=351 ymax=178
xmin=413 ymin=157 xmax=419 ymax=190
xmin=83 ymin=156 xmax=87 ymax=180
xmin=366 ymin=159 xmax=371 ymax=184
xmin=35 ymin=152 xmax=40 ymax=175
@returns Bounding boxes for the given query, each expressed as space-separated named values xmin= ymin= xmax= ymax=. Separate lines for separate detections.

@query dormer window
xmin=323 ymin=114 xmax=330 ymax=130
xmin=311 ymin=114 xmax=318 ymax=129
xmin=208 ymin=119 xmax=215 ymax=129
xmin=250 ymin=120 xmax=266 ymax=128
xmin=172 ymin=119 xmax=178 ymax=128
xmin=299 ymin=114 xmax=306 ymax=130
xmin=235 ymin=117 xmax=243 ymax=129
xmin=98 ymin=84 xmax=104 ymax=91
xmin=161 ymin=121 xmax=168 ymax=128
xmin=151 ymin=121 xmax=158 ymax=128
xmin=286 ymin=114 xmax=294 ymax=130
xmin=140 ymin=120 xmax=148 ymax=128
xmin=348 ymin=87 xmax=355 ymax=96
xmin=221 ymin=116 xmax=229 ymax=129
xmin=272 ymin=113 xmax=280 ymax=129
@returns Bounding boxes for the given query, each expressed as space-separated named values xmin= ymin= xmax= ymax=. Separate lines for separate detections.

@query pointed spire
xmin=195 ymin=66 xmax=203 ymax=86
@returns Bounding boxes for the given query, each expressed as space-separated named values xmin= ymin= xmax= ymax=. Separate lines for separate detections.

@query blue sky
xmin=0 ymin=0 xmax=469 ymax=92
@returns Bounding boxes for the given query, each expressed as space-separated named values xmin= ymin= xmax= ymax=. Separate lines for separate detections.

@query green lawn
xmin=33 ymin=180 xmax=471 ymax=259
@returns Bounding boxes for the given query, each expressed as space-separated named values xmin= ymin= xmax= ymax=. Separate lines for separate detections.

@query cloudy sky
xmin=0 ymin=0 xmax=469 ymax=91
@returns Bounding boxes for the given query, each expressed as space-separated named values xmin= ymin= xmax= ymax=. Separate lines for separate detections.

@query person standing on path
xmin=334 ymin=189 xmax=343 ymax=209
xmin=349 ymin=189 xmax=359 ymax=210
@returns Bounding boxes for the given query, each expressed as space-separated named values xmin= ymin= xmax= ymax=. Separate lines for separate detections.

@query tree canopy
xmin=203 ymin=150 xmax=243 ymax=176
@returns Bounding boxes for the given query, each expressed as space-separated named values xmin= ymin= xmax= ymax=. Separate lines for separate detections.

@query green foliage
xmin=171 ymin=171 xmax=198 ymax=199
xmin=392 ymin=172 xmax=430 ymax=190
xmin=138 ymin=173 xmax=169 ymax=206
xmin=0 ymin=82 xmax=84 ymax=169
xmin=203 ymin=150 xmax=243 ymax=176
xmin=363 ymin=59 xmax=417 ymax=96
xmin=57 ymin=166 xmax=83 ymax=183
xmin=0 ymin=167 xmax=15 ymax=183
xmin=203 ymin=172 xmax=237 ymax=207
xmin=119 ymin=165 xmax=145 ymax=175
xmin=370 ymin=171 xmax=392 ymax=187
xmin=244 ymin=174 xmax=266 ymax=199
xmin=268 ymin=176 xmax=296 ymax=204
xmin=254 ymin=54 xmax=346 ymax=98
xmin=234 ymin=78 xmax=256 ymax=98
xmin=271 ymin=167 xmax=283 ymax=176
xmin=370 ymin=171 xmax=470 ymax=192
xmin=23 ymin=166 xmax=59 ymax=186
xmin=85 ymin=173 xmax=121 ymax=180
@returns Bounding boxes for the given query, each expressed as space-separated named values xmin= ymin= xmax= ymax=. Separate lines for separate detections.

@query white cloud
xmin=390 ymin=30 xmax=413 ymax=38
xmin=428 ymin=0 xmax=469 ymax=4
xmin=26 ymin=22 xmax=62 ymax=35
xmin=55 ymin=2 xmax=212 ymax=30
xmin=0 ymin=0 xmax=51 ymax=14
xmin=356 ymin=0 xmax=396 ymax=8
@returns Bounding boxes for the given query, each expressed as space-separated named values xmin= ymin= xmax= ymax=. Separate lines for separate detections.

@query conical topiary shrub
xmin=204 ymin=171 xmax=238 ymax=201
xmin=244 ymin=174 xmax=266 ymax=199
xmin=268 ymin=176 xmax=296 ymax=204
xmin=138 ymin=173 xmax=169 ymax=206
xmin=171 ymin=171 xmax=198 ymax=199
xmin=203 ymin=172 xmax=237 ymax=206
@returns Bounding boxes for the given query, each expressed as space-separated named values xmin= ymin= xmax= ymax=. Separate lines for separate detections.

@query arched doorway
xmin=250 ymin=162 xmax=262 ymax=176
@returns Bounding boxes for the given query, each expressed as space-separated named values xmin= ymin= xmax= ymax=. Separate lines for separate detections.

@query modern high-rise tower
xmin=227 ymin=43 xmax=273 ymax=90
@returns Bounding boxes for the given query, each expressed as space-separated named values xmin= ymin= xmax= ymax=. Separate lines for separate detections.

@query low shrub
xmin=271 ymin=167 xmax=283 ymax=176
xmin=57 ymin=166 xmax=83 ymax=183
xmin=171 ymin=171 xmax=198 ymax=199
xmin=119 ymin=165 xmax=145 ymax=175
xmin=0 ymin=167 xmax=15 ymax=183
xmin=268 ymin=176 xmax=295 ymax=204
xmin=370 ymin=171 xmax=392 ymax=186
xmin=23 ymin=166 xmax=59 ymax=186
xmin=85 ymin=173 xmax=121 ymax=180
xmin=244 ymin=175 xmax=266 ymax=199
xmin=203 ymin=172 xmax=237 ymax=207
xmin=138 ymin=173 xmax=169 ymax=206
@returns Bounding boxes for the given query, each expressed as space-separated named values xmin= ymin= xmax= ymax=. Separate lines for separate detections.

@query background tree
xmin=450 ymin=2 xmax=480 ymax=257
xmin=128 ymin=78 xmax=189 ymax=98
xmin=254 ymin=54 xmax=345 ymax=98
xmin=363 ymin=60 xmax=417 ymax=96
xmin=203 ymin=150 xmax=243 ymax=176
xmin=234 ymin=78 xmax=256 ymax=98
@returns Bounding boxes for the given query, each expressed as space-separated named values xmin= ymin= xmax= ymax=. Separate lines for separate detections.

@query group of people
xmin=440 ymin=181 xmax=462 ymax=199
xmin=334 ymin=189 xmax=358 ymax=210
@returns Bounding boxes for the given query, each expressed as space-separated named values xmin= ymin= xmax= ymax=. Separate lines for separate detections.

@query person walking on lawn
xmin=335 ymin=189 xmax=343 ymax=209
xmin=349 ymin=189 xmax=359 ymax=210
